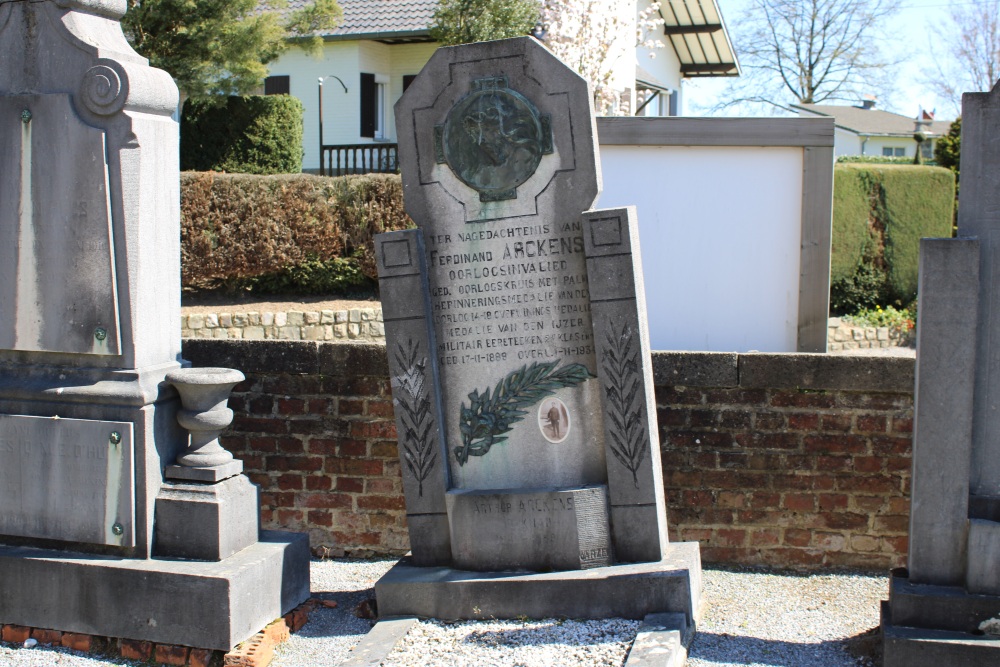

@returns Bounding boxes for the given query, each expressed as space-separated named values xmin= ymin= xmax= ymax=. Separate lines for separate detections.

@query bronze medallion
xmin=436 ymin=76 xmax=553 ymax=203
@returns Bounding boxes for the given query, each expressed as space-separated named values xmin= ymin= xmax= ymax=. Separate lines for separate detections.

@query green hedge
xmin=831 ymin=164 xmax=955 ymax=313
xmin=181 ymin=172 xmax=414 ymax=294
xmin=181 ymin=96 xmax=304 ymax=175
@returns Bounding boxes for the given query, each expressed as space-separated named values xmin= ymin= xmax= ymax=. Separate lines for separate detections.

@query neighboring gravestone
xmin=374 ymin=37 xmax=700 ymax=625
xmin=0 ymin=0 xmax=308 ymax=651
xmin=882 ymin=81 xmax=1000 ymax=664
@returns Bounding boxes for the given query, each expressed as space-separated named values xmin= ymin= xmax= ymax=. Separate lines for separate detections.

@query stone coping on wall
xmin=181 ymin=308 xmax=913 ymax=355
xmin=180 ymin=308 xmax=385 ymax=342
xmin=183 ymin=340 xmax=914 ymax=393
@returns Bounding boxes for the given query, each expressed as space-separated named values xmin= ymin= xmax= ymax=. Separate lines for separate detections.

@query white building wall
xmin=863 ymin=137 xmax=916 ymax=157
xmin=268 ymin=42 xmax=361 ymax=171
xmin=268 ymin=40 xmax=438 ymax=171
xmin=635 ymin=0 xmax=683 ymax=114
xmin=597 ymin=145 xmax=805 ymax=352
xmin=833 ymin=127 xmax=862 ymax=156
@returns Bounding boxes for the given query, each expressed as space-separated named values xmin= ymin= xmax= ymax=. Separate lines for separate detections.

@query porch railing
xmin=320 ymin=143 xmax=399 ymax=177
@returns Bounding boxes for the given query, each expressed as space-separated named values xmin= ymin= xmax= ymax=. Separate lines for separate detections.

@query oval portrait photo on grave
xmin=538 ymin=397 xmax=571 ymax=444
xmin=438 ymin=76 xmax=552 ymax=202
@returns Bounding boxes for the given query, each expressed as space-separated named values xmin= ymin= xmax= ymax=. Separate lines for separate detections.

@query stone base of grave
xmin=881 ymin=571 xmax=1000 ymax=666
xmin=0 ymin=530 xmax=309 ymax=651
xmin=374 ymin=541 xmax=701 ymax=622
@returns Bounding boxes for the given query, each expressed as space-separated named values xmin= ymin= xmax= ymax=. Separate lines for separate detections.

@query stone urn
xmin=165 ymin=367 xmax=245 ymax=468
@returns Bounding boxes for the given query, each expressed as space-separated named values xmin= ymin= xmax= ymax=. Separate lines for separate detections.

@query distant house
xmin=792 ymin=101 xmax=953 ymax=160
xmin=262 ymin=0 xmax=739 ymax=173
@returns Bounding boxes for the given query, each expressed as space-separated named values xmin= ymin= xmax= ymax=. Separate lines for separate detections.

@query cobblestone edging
xmin=184 ymin=311 xmax=911 ymax=349
xmin=181 ymin=308 xmax=385 ymax=342
xmin=827 ymin=317 xmax=913 ymax=351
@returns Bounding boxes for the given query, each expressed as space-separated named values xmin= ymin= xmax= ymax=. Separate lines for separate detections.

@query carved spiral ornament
xmin=80 ymin=64 xmax=127 ymax=115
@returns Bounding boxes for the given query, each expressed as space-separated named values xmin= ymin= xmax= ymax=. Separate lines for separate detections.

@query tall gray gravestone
xmin=0 ymin=0 xmax=308 ymax=651
xmin=373 ymin=38 xmax=700 ymax=627
xmin=882 ymin=80 xmax=1000 ymax=664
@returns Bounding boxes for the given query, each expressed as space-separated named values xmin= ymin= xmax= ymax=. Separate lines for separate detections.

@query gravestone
xmin=881 ymin=80 xmax=1000 ymax=664
xmin=0 ymin=0 xmax=308 ymax=651
xmin=373 ymin=37 xmax=700 ymax=625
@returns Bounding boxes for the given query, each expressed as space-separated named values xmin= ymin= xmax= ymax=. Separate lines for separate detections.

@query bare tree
xmin=928 ymin=1 xmax=1000 ymax=117
xmin=716 ymin=0 xmax=899 ymax=113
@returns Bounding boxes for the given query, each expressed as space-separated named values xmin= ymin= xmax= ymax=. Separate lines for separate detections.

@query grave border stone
xmin=881 ymin=80 xmax=1000 ymax=665
xmin=375 ymin=36 xmax=700 ymax=625
xmin=0 ymin=0 xmax=309 ymax=651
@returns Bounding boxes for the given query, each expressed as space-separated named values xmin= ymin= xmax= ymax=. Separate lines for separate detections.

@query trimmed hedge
xmin=831 ymin=164 xmax=954 ymax=313
xmin=181 ymin=172 xmax=414 ymax=294
xmin=181 ymin=96 xmax=304 ymax=175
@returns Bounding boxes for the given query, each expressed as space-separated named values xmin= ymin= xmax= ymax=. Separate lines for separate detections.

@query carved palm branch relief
xmin=455 ymin=360 xmax=594 ymax=465
xmin=601 ymin=322 xmax=648 ymax=487
xmin=393 ymin=339 xmax=436 ymax=496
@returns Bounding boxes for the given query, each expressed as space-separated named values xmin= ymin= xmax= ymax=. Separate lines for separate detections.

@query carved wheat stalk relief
xmin=601 ymin=322 xmax=648 ymax=487
xmin=393 ymin=339 xmax=435 ymax=496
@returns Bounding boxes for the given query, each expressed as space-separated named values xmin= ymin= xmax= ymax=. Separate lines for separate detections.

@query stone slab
xmin=404 ymin=513 xmax=451 ymax=567
xmin=738 ymin=353 xmax=915 ymax=393
xmin=153 ymin=475 xmax=259 ymax=561
xmin=164 ymin=460 xmax=243 ymax=482
xmin=609 ymin=504 xmax=668 ymax=564
xmin=0 ymin=93 xmax=121 ymax=356
xmin=908 ymin=239 xmax=979 ymax=586
xmin=446 ymin=486 xmax=612 ymax=571
xmin=624 ymin=613 xmax=691 ymax=667
xmin=0 ymin=530 xmax=309 ymax=651
xmin=394 ymin=37 xmax=605 ymax=493
xmin=650 ymin=352 xmax=738 ymax=388
xmin=883 ymin=602 xmax=1000 ymax=667
xmin=339 ymin=617 xmax=418 ymax=667
xmin=886 ymin=571 xmax=1000 ymax=634
xmin=374 ymin=541 xmax=700 ymax=621
xmin=0 ymin=413 xmax=135 ymax=547
xmin=967 ymin=519 xmax=1000 ymax=595
xmin=958 ymin=81 xmax=1000 ymax=496
xmin=584 ymin=207 xmax=668 ymax=562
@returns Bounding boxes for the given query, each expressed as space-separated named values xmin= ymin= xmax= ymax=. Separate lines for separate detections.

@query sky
xmin=683 ymin=0 xmax=961 ymax=119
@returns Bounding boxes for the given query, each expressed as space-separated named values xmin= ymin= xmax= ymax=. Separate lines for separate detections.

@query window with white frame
xmin=882 ymin=146 xmax=905 ymax=157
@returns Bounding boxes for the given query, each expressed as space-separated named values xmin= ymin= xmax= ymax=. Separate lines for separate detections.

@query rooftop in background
xmin=278 ymin=0 xmax=437 ymax=42
xmin=660 ymin=0 xmax=739 ymax=77
xmin=793 ymin=102 xmax=953 ymax=137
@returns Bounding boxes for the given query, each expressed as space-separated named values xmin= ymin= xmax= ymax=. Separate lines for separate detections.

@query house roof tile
xmin=278 ymin=0 xmax=436 ymax=37
xmin=793 ymin=103 xmax=953 ymax=137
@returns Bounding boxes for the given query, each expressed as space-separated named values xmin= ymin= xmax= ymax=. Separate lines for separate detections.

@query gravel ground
xmin=0 ymin=561 xmax=886 ymax=667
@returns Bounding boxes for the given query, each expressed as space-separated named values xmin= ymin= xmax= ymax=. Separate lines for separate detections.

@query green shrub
xmin=181 ymin=96 xmax=304 ymax=174
xmin=830 ymin=164 xmax=954 ymax=314
xmin=934 ymin=117 xmax=961 ymax=172
xmin=180 ymin=172 xmax=414 ymax=294
xmin=844 ymin=303 xmax=916 ymax=332
xmin=879 ymin=165 xmax=955 ymax=298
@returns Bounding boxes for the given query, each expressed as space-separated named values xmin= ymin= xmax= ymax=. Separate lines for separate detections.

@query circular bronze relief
xmin=440 ymin=80 xmax=549 ymax=201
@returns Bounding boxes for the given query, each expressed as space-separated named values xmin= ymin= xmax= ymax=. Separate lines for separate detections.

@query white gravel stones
xmin=0 ymin=644 xmax=141 ymax=667
xmin=381 ymin=618 xmax=641 ymax=667
xmin=687 ymin=567 xmax=886 ymax=667
xmin=270 ymin=557 xmax=398 ymax=667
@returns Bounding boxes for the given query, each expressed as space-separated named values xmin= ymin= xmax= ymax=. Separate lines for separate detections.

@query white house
xmin=793 ymin=101 xmax=953 ymax=160
xmin=263 ymin=0 xmax=739 ymax=172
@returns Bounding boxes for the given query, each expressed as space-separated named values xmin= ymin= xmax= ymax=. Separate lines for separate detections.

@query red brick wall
xmin=184 ymin=341 xmax=916 ymax=569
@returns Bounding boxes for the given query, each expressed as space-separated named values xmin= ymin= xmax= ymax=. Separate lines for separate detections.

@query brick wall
xmin=184 ymin=340 xmax=915 ymax=570
xmin=654 ymin=352 xmax=913 ymax=570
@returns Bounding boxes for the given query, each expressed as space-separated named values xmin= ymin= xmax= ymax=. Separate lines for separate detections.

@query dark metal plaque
xmin=435 ymin=76 xmax=552 ymax=203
